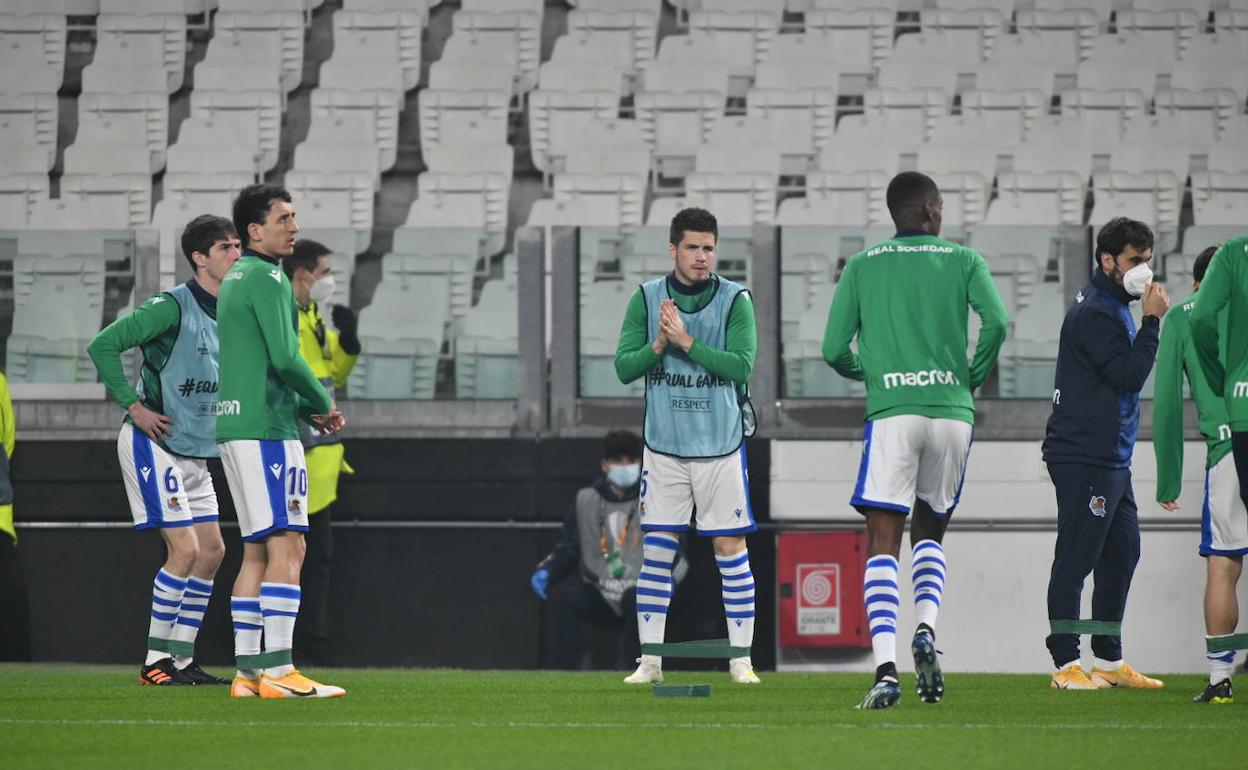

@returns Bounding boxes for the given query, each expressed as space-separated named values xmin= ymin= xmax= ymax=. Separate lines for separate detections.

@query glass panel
xmin=577 ymin=225 xmax=757 ymax=398
xmin=0 ymin=229 xmax=135 ymax=385
xmin=348 ymin=226 xmax=517 ymax=400
xmin=779 ymin=224 xmax=1074 ymax=399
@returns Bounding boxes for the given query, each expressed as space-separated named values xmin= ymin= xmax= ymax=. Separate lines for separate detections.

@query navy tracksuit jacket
xmin=1041 ymin=269 xmax=1161 ymax=666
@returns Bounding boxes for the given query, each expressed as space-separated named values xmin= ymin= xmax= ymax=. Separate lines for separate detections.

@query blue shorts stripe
xmin=259 ymin=440 xmax=289 ymax=533
xmin=133 ymin=428 xmax=164 ymax=527
xmin=636 ymin=603 xmax=669 ymax=614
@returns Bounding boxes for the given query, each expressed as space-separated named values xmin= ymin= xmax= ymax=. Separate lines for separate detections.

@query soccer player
xmin=1043 ymin=217 xmax=1168 ymax=691
xmin=218 ymin=184 xmax=346 ymax=699
xmin=614 ymin=207 xmax=761 ymax=685
xmin=1154 ymin=246 xmax=1243 ymax=704
xmin=282 ymin=239 xmax=361 ymax=666
xmin=823 ymin=172 xmax=1008 ymax=709
xmin=87 ymin=214 xmax=240 ymax=686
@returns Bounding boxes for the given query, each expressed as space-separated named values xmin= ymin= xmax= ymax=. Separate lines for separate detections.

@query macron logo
xmin=882 ymin=370 xmax=960 ymax=390
xmin=268 ymin=269 xmax=282 ymax=284
xmin=139 ymin=466 xmax=151 ymax=482
xmin=269 ymin=463 xmax=282 ymax=479
xmin=1234 ymin=382 xmax=1248 ymax=399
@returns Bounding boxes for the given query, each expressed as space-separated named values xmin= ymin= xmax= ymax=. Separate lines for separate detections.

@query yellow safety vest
xmin=0 ymin=373 xmax=15 ymax=542
xmin=297 ymin=302 xmax=359 ymax=514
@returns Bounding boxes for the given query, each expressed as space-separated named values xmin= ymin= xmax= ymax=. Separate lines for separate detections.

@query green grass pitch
xmin=3 ymin=665 xmax=1245 ymax=769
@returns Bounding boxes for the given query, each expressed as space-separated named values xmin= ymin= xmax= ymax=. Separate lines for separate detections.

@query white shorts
xmin=850 ymin=414 xmax=973 ymax=517
xmin=117 ymin=423 xmax=219 ymax=530
xmin=640 ymin=445 xmax=757 ymax=536
xmin=219 ymin=439 xmax=309 ymax=542
xmin=1201 ymin=453 xmax=1248 ymax=556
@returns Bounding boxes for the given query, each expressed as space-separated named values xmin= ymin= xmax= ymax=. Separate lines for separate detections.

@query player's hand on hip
xmin=1142 ymin=282 xmax=1170 ymax=318
xmin=128 ymin=402 xmax=174 ymax=441
xmin=1159 ymin=500 xmax=1180 ymax=511
xmin=530 ymin=568 xmax=549 ymax=600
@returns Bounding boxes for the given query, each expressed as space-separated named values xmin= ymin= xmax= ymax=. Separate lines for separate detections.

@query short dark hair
xmin=603 ymin=429 xmax=642 ymax=461
xmin=232 ymin=183 xmax=291 ymax=248
xmin=1096 ymin=217 xmax=1154 ymax=261
xmin=669 ymin=207 xmax=717 ymax=247
xmin=180 ymin=214 xmax=235 ymax=274
xmin=886 ymin=171 xmax=939 ymax=220
xmin=283 ymin=238 xmax=332 ymax=281
xmin=1193 ymin=245 xmax=1219 ymax=284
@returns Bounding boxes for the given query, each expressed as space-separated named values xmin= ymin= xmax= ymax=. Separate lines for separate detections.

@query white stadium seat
xmin=635 ymin=60 xmax=730 ymax=178
xmin=1090 ymin=171 xmax=1184 ymax=231
xmin=451 ymin=10 xmax=541 ymax=93
xmin=861 ymin=88 xmax=948 ymax=146
xmin=918 ymin=8 xmax=1009 ymax=64
xmin=804 ymin=8 xmax=894 ymax=76
xmin=800 ymin=170 xmax=890 ymax=225
xmin=314 ymin=88 xmax=400 ymax=172
xmin=527 ymin=91 xmax=620 ymax=175
xmin=0 ymin=11 xmax=66 ymax=90
xmin=686 ymin=11 xmax=779 ymax=97
xmin=190 ymin=89 xmax=282 ymax=173
xmin=214 ymin=12 xmax=304 ymax=93
xmin=984 ymin=172 xmax=1086 ymax=226
xmin=332 ymin=10 xmax=422 ymax=93
xmin=1191 ymin=172 xmax=1248 ymax=225
xmin=1015 ymin=9 xmax=1098 ymax=65
xmin=94 ymin=13 xmax=186 ymax=95
xmin=349 ymin=273 xmax=449 ymax=399
xmin=1059 ymin=89 xmax=1149 ymax=153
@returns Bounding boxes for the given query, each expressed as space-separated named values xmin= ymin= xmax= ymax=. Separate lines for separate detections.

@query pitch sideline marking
xmin=0 ymin=718 xmax=1237 ymax=732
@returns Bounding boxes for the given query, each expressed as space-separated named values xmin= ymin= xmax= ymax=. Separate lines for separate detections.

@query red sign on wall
xmin=778 ymin=531 xmax=869 ymax=649
xmin=796 ymin=563 xmax=841 ymax=635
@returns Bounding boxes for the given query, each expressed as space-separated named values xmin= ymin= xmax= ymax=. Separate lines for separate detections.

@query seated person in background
xmin=530 ymin=429 xmax=687 ymax=670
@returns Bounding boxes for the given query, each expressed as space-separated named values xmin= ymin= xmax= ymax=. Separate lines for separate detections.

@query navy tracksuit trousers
xmin=1045 ymin=463 xmax=1141 ymax=667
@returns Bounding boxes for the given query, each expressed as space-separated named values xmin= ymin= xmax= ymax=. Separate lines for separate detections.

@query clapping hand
xmin=659 ymin=299 xmax=693 ymax=352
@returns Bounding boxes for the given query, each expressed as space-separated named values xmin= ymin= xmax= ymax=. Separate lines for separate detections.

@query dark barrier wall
xmin=13 ymin=438 xmax=776 ymax=670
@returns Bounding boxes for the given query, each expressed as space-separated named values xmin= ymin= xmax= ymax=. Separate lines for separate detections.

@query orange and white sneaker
xmin=259 ymin=669 xmax=346 ymax=699
xmin=1050 ymin=663 xmax=1097 ymax=690
xmin=1090 ymin=661 xmax=1163 ymax=689
xmin=230 ymin=676 xmax=261 ymax=698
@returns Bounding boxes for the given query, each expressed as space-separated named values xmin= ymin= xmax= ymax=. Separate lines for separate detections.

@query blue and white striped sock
xmin=636 ymin=533 xmax=679 ymax=658
xmin=146 ymin=568 xmax=187 ymax=665
xmin=171 ymin=576 xmax=213 ymax=669
xmin=260 ymin=582 xmax=301 ymax=677
xmin=231 ymin=596 xmax=263 ymax=680
xmin=717 ymin=548 xmax=755 ymax=654
xmin=1207 ymin=635 xmax=1236 ymax=685
xmin=865 ymin=554 xmax=900 ymax=671
xmin=912 ymin=540 xmax=946 ymax=634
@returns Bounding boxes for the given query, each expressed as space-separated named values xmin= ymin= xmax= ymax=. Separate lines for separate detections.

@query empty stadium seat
xmin=818 ymin=139 xmax=900 ymax=177
xmin=1090 ymin=171 xmax=1183 ymax=232
xmin=1183 ymin=224 xmax=1244 ymax=254
xmin=1059 ymin=89 xmax=1149 ymax=153
xmin=60 ymin=143 xmax=152 ymax=228
xmin=388 ymin=227 xmax=488 ymax=323
xmin=797 ymin=171 xmax=891 ymax=225
xmin=94 ymin=13 xmax=186 ymax=95
xmin=554 ymin=172 xmax=645 ymax=226
xmin=1209 ymin=140 xmax=1248 ymax=173
xmin=0 ymin=173 xmax=49 ymax=228
xmin=1191 ymin=172 xmax=1248 ymax=225
xmin=6 ymin=254 xmax=105 ymax=384
xmin=784 ymin=280 xmax=865 ymax=398
xmin=1074 ymin=58 xmax=1162 ymax=100
xmin=166 ymin=117 xmax=262 ymax=177
xmin=986 ymin=29 xmax=1074 ymax=80
xmin=960 ymin=88 xmax=1048 ymax=143
xmin=1155 ymin=60 xmax=1246 ymax=145
xmin=1015 ymin=8 xmax=1098 ymax=65
xmin=1116 ymin=9 xmax=1202 ymax=59
xmin=313 ymin=88 xmax=400 ymax=172
xmin=213 ymin=11 xmax=303 ymax=93
xmin=560 ymin=13 xmax=655 ymax=87
xmin=75 ymin=91 xmax=169 ymax=174
xmin=284 ymin=171 xmax=375 ymax=237
xmin=803 ymin=8 xmax=894 ymax=76
xmin=0 ymin=112 xmax=52 ymax=171
xmin=918 ymin=8 xmax=1008 ymax=64
xmin=527 ymin=91 xmax=620 ymax=174
xmin=349 ymin=273 xmax=450 ymax=399
xmin=455 ymin=276 xmax=519 ymax=399
xmin=985 ymin=172 xmax=1086 ymax=226
xmin=684 ymin=11 xmax=779 ymax=97
xmin=635 ymin=60 xmax=730 ymax=178
xmin=190 ymin=89 xmax=282 ymax=173
xmin=579 ymin=280 xmax=641 ymax=397
xmin=451 ymin=9 xmax=541 ymax=93
xmin=332 ymin=9 xmax=422 ymax=92
xmin=861 ymin=88 xmax=948 ymax=146
xmin=879 ymin=32 xmax=960 ymax=96
xmin=746 ymin=62 xmax=836 ymax=174
xmin=0 ymin=11 xmax=66 ymax=90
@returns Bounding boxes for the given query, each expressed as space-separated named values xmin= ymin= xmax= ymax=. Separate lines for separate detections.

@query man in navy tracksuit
xmin=1042 ymin=218 xmax=1170 ymax=690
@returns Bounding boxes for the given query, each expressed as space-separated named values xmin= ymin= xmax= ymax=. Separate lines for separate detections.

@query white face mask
xmin=1121 ymin=263 xmax=1153 ymax=298
xmin=606 ymin=463 xmax=641 ymax=489
xmin=309 ymin=274 xmax=335 ymax=305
